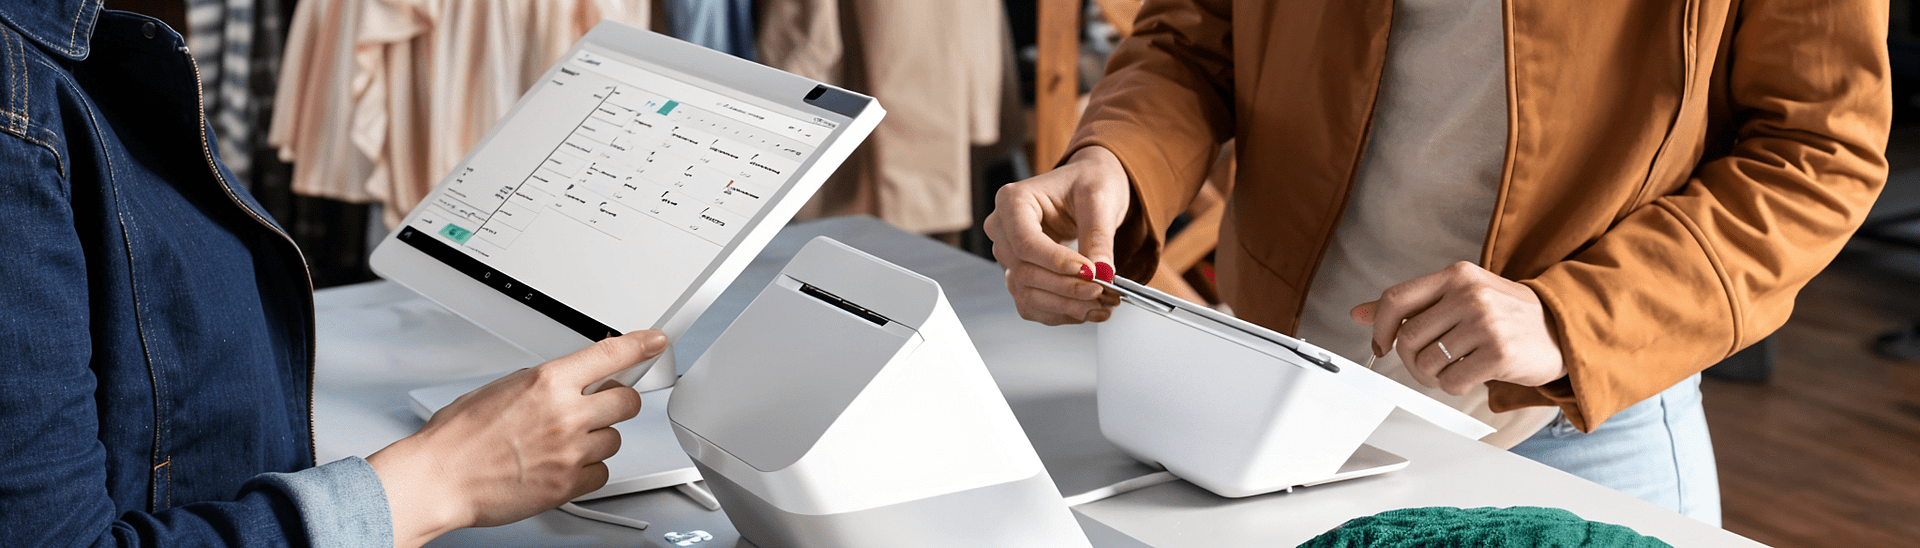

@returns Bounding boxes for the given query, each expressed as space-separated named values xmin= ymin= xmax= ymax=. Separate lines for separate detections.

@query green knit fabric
xmin=1297 ymin=507 xmax=1673 ymax=548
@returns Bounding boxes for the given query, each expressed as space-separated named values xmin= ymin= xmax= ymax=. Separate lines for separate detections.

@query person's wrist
xmin=1064 ymin=146 xmax=1126 ymax=183
xmin=368 ymin=434 xmax=470 ymax=547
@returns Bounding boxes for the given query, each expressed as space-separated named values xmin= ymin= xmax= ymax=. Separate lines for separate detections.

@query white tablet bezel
xmin=369 ymin=21 xmax=883 ymax=381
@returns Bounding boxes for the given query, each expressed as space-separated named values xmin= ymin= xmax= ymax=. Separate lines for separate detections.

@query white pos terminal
xmin=668 ymin=237 xmax=1093 ymax=548
xmin=370 ymin=21 xmax=884 ymax=393
xmin=1095 ymin=277 xmax=1497 ymax=498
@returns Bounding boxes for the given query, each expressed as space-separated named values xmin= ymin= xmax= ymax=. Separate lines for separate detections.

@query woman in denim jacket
xmin=0 ymin=3 xmax=652 ymax=546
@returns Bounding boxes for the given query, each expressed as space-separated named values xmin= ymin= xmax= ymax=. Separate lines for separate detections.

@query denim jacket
xmin=0 ymin=1 xmax=390 ymax=546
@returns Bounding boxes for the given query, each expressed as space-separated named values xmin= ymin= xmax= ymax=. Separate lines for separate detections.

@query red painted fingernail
xmin=1095 ymin=262 xmax=1115 ymax=282
xmin=1078 ymin=264 xmax=1095 ymax=280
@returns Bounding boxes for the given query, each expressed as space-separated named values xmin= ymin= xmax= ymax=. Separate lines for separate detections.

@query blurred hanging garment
xmin=665 ymin=0 xmax=755 ymax=61
xmin=188 ymin=0 xmax=287 ymax=187
xmin=762 ymin=0 xmax=1011 ymax=234
xmin=270 ymin=0 xmax=652 ymax=226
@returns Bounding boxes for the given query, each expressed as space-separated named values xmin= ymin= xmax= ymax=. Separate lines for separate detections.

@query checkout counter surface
xmin=312 ymin=216 xmax=1765 ymax=547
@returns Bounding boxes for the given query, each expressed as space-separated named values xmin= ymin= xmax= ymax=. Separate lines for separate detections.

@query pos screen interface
xmin=372 ymin=23 xmax=881 ymax=364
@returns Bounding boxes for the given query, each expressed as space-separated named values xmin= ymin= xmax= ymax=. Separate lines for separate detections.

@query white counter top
xmin=312 ymin=216 xmax=1763 ymax=547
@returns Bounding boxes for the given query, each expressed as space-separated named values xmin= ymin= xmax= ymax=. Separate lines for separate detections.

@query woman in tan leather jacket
xmin=986 ymin=0 xmax=1889 ymax=524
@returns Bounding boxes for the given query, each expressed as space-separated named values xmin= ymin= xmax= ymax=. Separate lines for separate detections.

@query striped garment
xmin=188 ymin=0 xmax=285 ymax=187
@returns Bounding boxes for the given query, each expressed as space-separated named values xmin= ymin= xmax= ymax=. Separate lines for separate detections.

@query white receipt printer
xmin=667 ymin=237 xmax=1092 ymax=548
xmin=1096 ymin=277 xmax=1496 ymax=498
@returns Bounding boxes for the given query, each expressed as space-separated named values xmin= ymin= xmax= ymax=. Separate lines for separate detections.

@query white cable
xmin=676 ymin=482 xmax=722 ymax=511
xmin=559 ymin=502 xmax=650 ymax=530
xmin=555 ymin=479 xmax=722 ymax=530
xmin=1062 ymin=471 xmax=1179 ymax=507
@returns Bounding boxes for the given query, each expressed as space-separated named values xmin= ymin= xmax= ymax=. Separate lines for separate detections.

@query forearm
xmin=1067 ymin=0 xmax=1238 ymax=278
xmin=367 ymin=436 xmax=467 ymax=547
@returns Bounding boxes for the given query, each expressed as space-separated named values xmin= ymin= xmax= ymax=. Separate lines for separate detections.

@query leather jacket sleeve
xmin=1065 ymin=0 xmax=1238 ymax=281
xmin=1511 ymin=0 xmax=1890 ymax=430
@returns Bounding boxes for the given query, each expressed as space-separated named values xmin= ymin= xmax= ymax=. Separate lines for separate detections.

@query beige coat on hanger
xmin=762 ymin=0 xmax=1010 ymax=234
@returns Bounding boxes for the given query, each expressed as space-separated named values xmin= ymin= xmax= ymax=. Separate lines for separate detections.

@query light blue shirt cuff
xmin=255 ymin=457 xmax=393 ymax=548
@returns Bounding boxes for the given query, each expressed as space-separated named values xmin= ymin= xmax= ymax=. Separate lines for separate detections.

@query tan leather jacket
xmin=1072 ymin=0 xmax=1890 ymax=431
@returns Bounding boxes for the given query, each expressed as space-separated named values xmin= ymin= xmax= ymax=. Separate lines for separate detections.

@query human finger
xmin=987 ymin=184 xmax=1094 ymax=278
xmin=1070 ymin=175 xmax=1130 ymax=280
xmin=1022 ymin=311 xmax=1085 ymax=326
xmin=1370 ymin=272 xmax=1452 ymax=359
xmin=1392 ymin=293 xmax=1468 ymax=365
xmin=1431 ymin=339 xmax=1497 ymax=396
xmin=1005 ymin=275 xmax=1098 ymax=325
xmin=1349 ymin=301 xmax=1378 ymax=326
xmin=1399 ymin=324 xmax=1451 ymax=389
xmin=581 ymin=427 xmax=622 ymax=465
xmin=1086 ymin=307 xmax=1112 ymax=322
xmin=1007 ymin=261 xmax=1104 ymax=302
xmin=570 ymin=462 xmax=611 ymax=501
xmin=545 ymin=330 xmax=668 ymax=388
xmin=1371 ymin=262 xmax=1489 ymax=358
xmin=1011 ymin=283 xmax=1112 ymax=324
xmin=1411 ymin=332 xmax=1466 ymax=372
xmin=582 ymin=383 xmax=643 ymax=428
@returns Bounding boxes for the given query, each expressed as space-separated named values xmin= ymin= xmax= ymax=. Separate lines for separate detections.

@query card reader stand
xmin=668 ymin=237 xmax=1092 ymax=548
xmin=1095 ymin=277 xmax=1494 ymax=499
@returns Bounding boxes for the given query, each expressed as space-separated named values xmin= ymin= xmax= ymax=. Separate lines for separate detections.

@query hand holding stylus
xmin=984 ymin=146 xmax=1130 ymax=325
xmin=1350 ymin=262 xmax=1567 ymax=395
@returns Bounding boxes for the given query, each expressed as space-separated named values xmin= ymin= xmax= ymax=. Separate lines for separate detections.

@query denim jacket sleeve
xmin=0 ymin=102 xmax=392 ymax=548
xmin=242 ymin=458 xmax=396 ymax=548
xmin=103 ymin=459 xmax=393 ymax=548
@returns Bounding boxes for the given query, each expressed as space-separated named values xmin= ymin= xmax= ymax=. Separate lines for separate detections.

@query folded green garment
xmin=1298 ymin=506 xmax=1672 ymax=548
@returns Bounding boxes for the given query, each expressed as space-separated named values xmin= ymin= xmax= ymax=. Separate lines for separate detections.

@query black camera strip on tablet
xmin=398 ymin=226 xmax=621 ymax=341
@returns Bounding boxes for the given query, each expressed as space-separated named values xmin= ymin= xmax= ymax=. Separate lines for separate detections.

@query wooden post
xmin=1033 ymin=0 xmax=1082 ymax=175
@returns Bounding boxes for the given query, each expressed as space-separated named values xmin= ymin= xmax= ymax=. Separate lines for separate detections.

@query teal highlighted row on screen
xmin=439 ymin=223 xmax=474 ymax=244
xmin=658 ymin=100 xmax=678 ymax=115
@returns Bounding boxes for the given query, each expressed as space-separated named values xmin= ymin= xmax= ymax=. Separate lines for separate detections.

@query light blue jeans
xmin=1508 ymin=374 xmax=1721 ymax=526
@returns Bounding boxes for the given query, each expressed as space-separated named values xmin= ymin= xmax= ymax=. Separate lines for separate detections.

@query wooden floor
xmin=1705 ymin=247 xmax=1920 ymax=547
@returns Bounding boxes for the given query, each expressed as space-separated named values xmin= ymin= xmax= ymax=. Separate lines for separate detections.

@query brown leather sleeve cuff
xmin=1060 ymin=140 xmax=1163 ymax=283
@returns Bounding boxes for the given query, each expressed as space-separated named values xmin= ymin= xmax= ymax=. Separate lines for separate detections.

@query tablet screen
xmin=393 ymin=48 xmax=840 ymax=340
